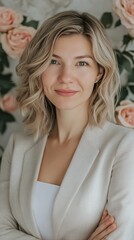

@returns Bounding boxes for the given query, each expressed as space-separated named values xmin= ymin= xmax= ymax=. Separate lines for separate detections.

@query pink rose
xmin=115 ymin=100 xmax=134 ymax=128
xmin=0 ymin=94 xmax=19 ymax=112
xmin=113 ymin=0 xmax=134 ymax=37
xmin=0 ymin=25 xmax=36 ymax=58
xmin=0 ymin=7 xmax=23 ymax=32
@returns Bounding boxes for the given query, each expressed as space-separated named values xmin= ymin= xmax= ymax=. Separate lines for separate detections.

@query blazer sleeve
xmin=0 ymin=134 xmax=40 ymax=240
xmin=106 ymin=131 xmax=134 ymax=240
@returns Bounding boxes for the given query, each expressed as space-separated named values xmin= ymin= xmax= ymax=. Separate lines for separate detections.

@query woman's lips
xmin=55 ymin=89 xmax=78 ymax=96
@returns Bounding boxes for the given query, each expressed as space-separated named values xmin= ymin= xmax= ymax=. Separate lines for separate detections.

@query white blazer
xmin=0 ymin=121 xmax=134 ymax=240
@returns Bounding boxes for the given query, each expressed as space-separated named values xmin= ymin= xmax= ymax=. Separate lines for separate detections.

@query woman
xmin=0 ymin=10 xmax=134 ymax=240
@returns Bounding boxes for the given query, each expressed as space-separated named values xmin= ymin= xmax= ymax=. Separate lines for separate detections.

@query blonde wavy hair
xmin=16 ymin=10 xmax=120 ymax=139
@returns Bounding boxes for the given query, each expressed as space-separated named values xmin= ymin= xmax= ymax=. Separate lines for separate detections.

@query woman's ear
xmin=96 ymin=66 xmax=104 ymax=83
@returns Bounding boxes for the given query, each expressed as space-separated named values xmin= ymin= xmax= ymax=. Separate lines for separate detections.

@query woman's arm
xmin=0 ymin=135 xmax=40 ymax=240
xmin=105 ymin=131 xmax=134 ymax=240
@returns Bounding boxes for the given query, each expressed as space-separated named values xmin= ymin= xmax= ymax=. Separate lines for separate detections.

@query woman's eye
xmin=50 ymin=59 xmax=59 ymax=65
xmin=77 ymin=61 xmax=89 ymax=66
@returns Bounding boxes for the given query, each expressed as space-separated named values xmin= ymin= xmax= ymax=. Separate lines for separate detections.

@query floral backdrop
xmin=0 ymin=0 xmax=134 ymax=161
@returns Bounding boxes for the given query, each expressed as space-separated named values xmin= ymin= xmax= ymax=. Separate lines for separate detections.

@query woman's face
xmin=42 ymin=34 xmax=102 ymax=111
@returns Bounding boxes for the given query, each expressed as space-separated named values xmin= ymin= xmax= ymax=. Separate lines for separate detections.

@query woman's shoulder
xmin=10 ymin=131 xmax=34 ymax=145
xmin=103 ymin=120 xmax=134 ymax=138
xmin=105 ymin=120 xmax=133 ymax=131
xmin=9 ymin=131 xmax=47 ymax=151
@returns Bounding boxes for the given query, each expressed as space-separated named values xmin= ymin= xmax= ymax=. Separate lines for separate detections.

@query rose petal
xmin=1 ymin=25 xmax=36 ymax=59
xmin=0 ymin=94 xmax=19 ymax=112
xmin=113 ymin=0 xmax=134 ymax=31
xmin=0 ymin=7 xmax=23 ymax=32
xmin=116 ymin=100 xmax=134 ymax=128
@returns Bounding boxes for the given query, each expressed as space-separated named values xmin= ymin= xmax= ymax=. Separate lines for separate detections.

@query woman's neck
xmin=50 ymin=107 xmax=89 ymax=144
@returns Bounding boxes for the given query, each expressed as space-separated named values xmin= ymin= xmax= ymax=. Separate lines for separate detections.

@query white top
xmin=32 ymin=181 xmax=59 ymax=240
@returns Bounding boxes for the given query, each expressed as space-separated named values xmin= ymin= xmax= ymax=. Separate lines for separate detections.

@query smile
xmin=55 ymin=89 xmax=78 ymax=96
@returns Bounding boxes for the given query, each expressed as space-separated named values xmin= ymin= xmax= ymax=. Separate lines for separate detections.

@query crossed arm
xmin=1 ymin=131 xmax=134 ymax=240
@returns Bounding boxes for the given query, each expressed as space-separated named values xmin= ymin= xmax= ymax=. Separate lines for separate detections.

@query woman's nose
xmin=58 ymin=66 xmax=73 ymax=83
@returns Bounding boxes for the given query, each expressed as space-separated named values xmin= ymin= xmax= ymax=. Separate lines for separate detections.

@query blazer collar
xmin=19 ymin=124 xmax=106 ymax=239
xmin=19 ymin=134 xmax=48 ymax=238
xmin=52 ymin=125 xmax=100 ymax=239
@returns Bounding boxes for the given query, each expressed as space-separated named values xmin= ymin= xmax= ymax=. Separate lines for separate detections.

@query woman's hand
xmin=88 ymin=210 xmax=117 ymax=240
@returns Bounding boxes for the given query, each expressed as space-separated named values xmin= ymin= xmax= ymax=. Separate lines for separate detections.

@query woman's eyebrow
xmin=52 ymin=54 xmax=93 ymax=60
xmin=75 ymin=55 xmax=93 ymax=60
xmin=52 ymin=54 xmax=61 ymax=59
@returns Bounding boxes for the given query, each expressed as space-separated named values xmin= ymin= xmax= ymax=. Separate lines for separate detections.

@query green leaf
xmin=0 ymin=74 xmax=15 ymax=95
xmin=0 ymin=61 xmax=4 ymax=72
xmin=0 ymin=121 xmax=6 ymax=134
xmin=0 ymin=109 xmax=16 ymax=122
xmin=123 ymin=51 xmax=134 ymax=65
xmin=129 ymin=85 xmax=134 ymax=93
xmin=100 ymin=12 xmax=113 ymax=28
xmin=115 ymin=51 xmax=124 ymax=73
xmin=122 ymin=55 xmax=132 ymax=72
xmin=114 ymin=19 xmax=121 ymax=27
xmin=129 ymin=50 xmax=134 ymax=54
xmin=0 ymin=43 xmax=5 ymax=55
xmin=123 ymin=51 xmax=134 ymax=59
xmin=22 ymin=19 xmax=39 ymax=29
xmin=0 ymin=73 xmax=12 ymax=81
xmin=21 ymin=15 xmax=39 ymax=29
xmin=0 ymin=110 xmax=16 ymax=134
xmin=0 ymin=43 xmax=9 ymax=68
xmin=116 ymin=52 xmax=132 ymax=72
xmin=2 ymin=54 xmax=9 ymax=68
xmin=128 ymin=68 xmax=134 ymax=82
xmin=123 ymin=34 xmax=134 ymax=46
xmin=118 ymin=86 xmax=128 ymax=102
xmin=0 ymin=145 xmax=4 ymax=165
xmin=21 ymin=15 xmax=27 ymax=25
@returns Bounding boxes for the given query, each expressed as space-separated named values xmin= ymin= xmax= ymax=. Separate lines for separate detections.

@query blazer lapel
xmin=19 ymin=134 xmax=48 ymax=238
xmin=52 ymin=126 xmax=100 ymax=239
